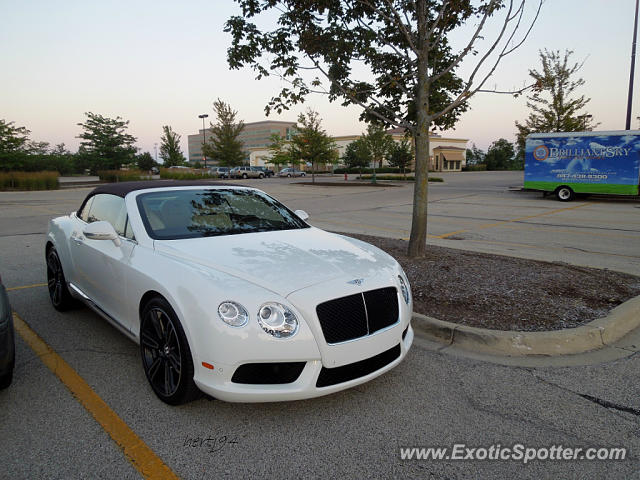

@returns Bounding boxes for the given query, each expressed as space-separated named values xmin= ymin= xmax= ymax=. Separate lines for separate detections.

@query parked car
xmin=0 ymin=274 xmax=15 ymax=389
xmin=168 ymin=166 xmax=191 ymax=170
xmin=209 ymin=167 xmax=230 ymax=179
xmin=254 ymin=166 xmax=275 ymax=178
xmin=278 ymin=168 xmax=306 ymax=177
xmin=45 ymin=181 xmax=413 ymax=405
xmin=230 ymin=166 xmax=265 ymax=179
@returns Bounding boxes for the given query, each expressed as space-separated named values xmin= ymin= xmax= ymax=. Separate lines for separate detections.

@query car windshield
xmin=136 ymin=188 xmax=309 ymax=240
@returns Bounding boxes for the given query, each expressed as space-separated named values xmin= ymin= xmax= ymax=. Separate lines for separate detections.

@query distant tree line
xmin=0 ymin=114 xmax=186 ymax=175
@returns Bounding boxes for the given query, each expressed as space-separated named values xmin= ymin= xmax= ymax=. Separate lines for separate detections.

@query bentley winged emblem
xmin=347 ymin=278 xmax=364 ymax=286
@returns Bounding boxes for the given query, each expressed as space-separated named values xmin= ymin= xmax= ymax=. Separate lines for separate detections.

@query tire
xmin=0 ymin=368 xmax=12 ymax=390
xmin=287 ymin=174 xmax=292 ymax=177
xmin=140 ymin=297 xmax=200 ymax=405
xmin=555 ymin=186 xmax=574 ymax=202
xmin=301 ymin=173 xmax=306 ymax=177
xmin=0 ymin=326 xmax=14 ymax=390
xmin=258 ymin=173 xmax=264 ymax=179
xmin=46 ymin=247 xmax=75 ymax=311
xmin=242 ymin=173 xmax=248 ymax=179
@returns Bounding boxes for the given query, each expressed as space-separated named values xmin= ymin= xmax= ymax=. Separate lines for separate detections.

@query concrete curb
xmin=412 ymin=294 xmax=640 ymax=356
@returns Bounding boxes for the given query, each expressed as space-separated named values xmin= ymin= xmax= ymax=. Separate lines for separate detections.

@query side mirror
xmin=83 ymin=221 xmax=122 ymax=247
xmin=294 ymin=209 xmax=309 ymax=221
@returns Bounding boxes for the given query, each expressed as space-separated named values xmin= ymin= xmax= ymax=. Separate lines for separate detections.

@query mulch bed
xmin=293 ymin=181 xmax=399 ymax=187
xmin=345 ymin=233 xmax=640 ymax=332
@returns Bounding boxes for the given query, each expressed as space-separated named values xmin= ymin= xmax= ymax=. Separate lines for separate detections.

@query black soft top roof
xmin=87 ymin=180 xmax=242 ymax=198
xmin=77 ymin=180 xmax=246 ymax=214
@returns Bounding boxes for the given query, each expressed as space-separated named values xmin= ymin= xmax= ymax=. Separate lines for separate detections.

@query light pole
xmin=198 ymin=114 xmax=209 ymax=168
xmin=626 ymin=0 xmax=639 ymax=130
xmin=154 ymin=143 xmax=158 ymax=163
xmin=578 ymin=114 xmax=592 ymax=130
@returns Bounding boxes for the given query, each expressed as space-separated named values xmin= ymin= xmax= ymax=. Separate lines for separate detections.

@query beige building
xmin=187 ymin=120 xmax=296 ymax=165
xmin=189 ymin=120 xmax=468 ymax=172
xmin=431 ymin=146 xmax=466 ymax=172
xmin=334 ymin=129 xmax=468 ymax=172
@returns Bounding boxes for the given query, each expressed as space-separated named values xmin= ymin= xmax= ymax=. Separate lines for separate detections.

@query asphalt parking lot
xmin=1 ymin=172 xmax=639 ymax=479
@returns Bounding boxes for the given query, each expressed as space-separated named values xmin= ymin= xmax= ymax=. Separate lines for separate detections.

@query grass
xmin=358 ymin=174 xmax=443 ymax=182
xmin=159 ymin=168 xmax=218 ymax=180
xmin=97 ymin=170 xmax=151 ymax=182
xmin=0 ymin=171 xmax=59 ymax=190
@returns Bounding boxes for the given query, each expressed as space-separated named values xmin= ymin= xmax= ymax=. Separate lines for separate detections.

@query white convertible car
xmin=46 ymin=181 xmax=413 ymax=404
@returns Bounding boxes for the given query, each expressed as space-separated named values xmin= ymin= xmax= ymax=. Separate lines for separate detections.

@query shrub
xmin=97 ymin=170 xmax=150 ymax=182
xmin=357 ymin=174 xmax=443 ymax=182
xmin=462 ymin=164 xmax=487 ymax=171
xmin=0 ymin=171 xmax=59 ymax=190
xmin=334 ymin=166 xmax=412 ymax=174
xmin=0 ymin=153 xmax=76 ymax=175
xmin=159 ymin=168 xmax=218 ymax=180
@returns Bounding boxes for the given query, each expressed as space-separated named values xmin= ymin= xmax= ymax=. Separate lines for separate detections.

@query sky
xmin=1 ymin=0 xmax=639 ymax=157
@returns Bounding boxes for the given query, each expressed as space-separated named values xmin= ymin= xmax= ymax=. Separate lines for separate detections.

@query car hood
xmin=153 ymin=227 xmax=398 ymax=297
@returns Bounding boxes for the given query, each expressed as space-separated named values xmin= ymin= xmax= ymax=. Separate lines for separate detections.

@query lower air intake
xmin=316 ymin=344 xmax=401 ymax=388
xmin=231 ymin=362 xmax=306 ymax=384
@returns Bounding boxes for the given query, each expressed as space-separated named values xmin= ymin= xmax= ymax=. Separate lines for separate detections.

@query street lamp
xmin=198 ymin=114 xmax=209 ymax=168
xmin=578 ymin=114 xmax=592 ymax=130
xmin=625 ymin=0 xmax=639 ymax=129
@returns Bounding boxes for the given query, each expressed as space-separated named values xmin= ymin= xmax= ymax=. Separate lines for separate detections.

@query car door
xmin=69 ymin=193 xmax=136 ymax=330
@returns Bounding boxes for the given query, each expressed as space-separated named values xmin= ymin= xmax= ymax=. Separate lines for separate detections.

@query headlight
xmin=218 ymin=301 xmax=249 ymax=327
xmin=398 ymin=275 xmax=410 ymax=304
xmin=257 ymin=302 xmax=298 ymax=338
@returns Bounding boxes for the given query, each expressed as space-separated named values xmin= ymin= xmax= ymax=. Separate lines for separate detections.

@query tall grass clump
xmin=159 ymin=168 xmax=218 ymax=180
xmin=97 ymin=170 xmax=150 ymax=182
xmin=0 ymin=171 xmax=59 ymax=190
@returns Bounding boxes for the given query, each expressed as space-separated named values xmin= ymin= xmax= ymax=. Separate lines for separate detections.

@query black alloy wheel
xmin=46 ymin=248 xmax=74 ymax=311
xmin=140 ymin=298 xmax=199 ymax=405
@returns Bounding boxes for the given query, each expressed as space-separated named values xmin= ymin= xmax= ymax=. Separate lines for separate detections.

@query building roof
xmin=433 ymin=145 xmax=466 ymax=150
xmin=385 ymin=128 xmax=441 ymax=137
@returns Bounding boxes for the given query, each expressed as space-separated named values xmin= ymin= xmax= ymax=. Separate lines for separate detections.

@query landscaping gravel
xmin=346 ymin=233 xmax=640 ymax=332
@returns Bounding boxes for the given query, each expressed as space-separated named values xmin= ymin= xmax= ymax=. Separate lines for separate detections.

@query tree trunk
xmin=408 ymin=0 xmax=430 ymax=258
xmin=312 ymin=161 xmax=315 ymax=183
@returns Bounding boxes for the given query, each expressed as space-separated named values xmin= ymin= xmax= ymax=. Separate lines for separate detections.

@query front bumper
xmin=192 ymin=323 xmax=413 ymax=402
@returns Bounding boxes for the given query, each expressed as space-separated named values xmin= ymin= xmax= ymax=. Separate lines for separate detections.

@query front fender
xmin=46 ymin=215 xmax=75 ymax=283
xmin=126 ymin=247 xmax=321 ymax=372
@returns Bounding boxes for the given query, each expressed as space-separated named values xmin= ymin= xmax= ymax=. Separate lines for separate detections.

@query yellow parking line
xmin=6 ymin=283 xmax=47 ymax=291
xmin=435 ymin=202 xmax=591 ymax=239
xmin=12 ymin=312 xmax=180 ymax=480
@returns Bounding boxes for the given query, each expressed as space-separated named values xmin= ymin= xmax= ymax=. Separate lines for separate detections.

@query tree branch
xmin=430 ymin=0 xmax=497 ymax=83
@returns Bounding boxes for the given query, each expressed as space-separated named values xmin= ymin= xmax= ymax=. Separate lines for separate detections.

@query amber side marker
xmin=12 ymin=312 xmax=180 ymax=480
xmin=202 ymin=362 xmax=214 ymax=370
